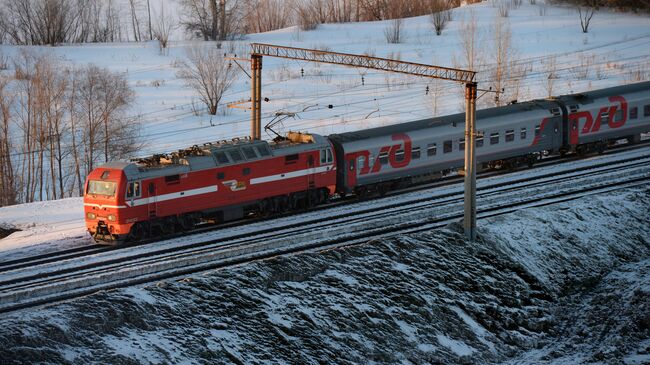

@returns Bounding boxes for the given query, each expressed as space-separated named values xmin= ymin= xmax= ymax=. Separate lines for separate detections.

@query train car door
xmin=307 ymin=155 xmax=315 ymax=190
xmin=148 ymin=182 xmax=157 ymax=218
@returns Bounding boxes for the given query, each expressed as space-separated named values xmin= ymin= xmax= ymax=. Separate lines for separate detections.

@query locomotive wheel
xmin=179 ymin=214 xmax=194 ymax=231
xmin=128 ymin=222 xmax=145 ymax=242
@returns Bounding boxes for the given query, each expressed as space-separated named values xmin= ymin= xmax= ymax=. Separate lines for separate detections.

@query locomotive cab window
xmin=412 ymin=147 xmax=421 ymax=159
xmin=534 ymin=125 xmax=541 ymax=136
xmin=505 ymin=130 xmax=515 ymax=142
xmin=427 ymin=143 xmax=437 ymax=156
xmin=520 ymin=128 xmax=527 ymax=140
xmin=490 ymin=132 xmax=499 ymax=145
xmin=126 ymin=181 xmax=141 ymax=198
xmin=443 ymin=140 xmax=452 ymax=153
xmin=630 ymin=107 xmax=638 ymax=119
xmin=320 ymin=148 xmax=334 ymax=164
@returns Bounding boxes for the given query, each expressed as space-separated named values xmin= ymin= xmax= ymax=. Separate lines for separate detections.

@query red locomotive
xmin=84 ymin=132 xmax=336 ymax=242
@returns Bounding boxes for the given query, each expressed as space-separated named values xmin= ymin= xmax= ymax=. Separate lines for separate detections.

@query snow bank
xmin=0 ymin=186 xmax=648 ymax=364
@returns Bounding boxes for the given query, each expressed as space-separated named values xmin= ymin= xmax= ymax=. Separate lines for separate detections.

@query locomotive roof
xmin=94 ymin=133 xmax=331 ymax=181
xmin=328 ymin=99 xmax=559 ymax=143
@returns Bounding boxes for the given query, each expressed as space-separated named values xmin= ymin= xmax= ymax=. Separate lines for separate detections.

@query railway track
xmin=2 ymin=139 xmax=647 ymax=271
xmin=0 ymin=148 xmax=648 ymax=314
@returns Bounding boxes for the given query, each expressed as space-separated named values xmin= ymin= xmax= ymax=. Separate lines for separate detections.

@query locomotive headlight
xmin=87 ymin=212 xmax=97 ymax=220
xmin=107 ymin=214 xmax=116 ymax=222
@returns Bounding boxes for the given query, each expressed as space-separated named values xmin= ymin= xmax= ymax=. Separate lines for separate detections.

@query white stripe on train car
xmin=249 ymin=165 xmax=334 ymax=185
xmin=126 ymin=185 xmax=219 ymax=207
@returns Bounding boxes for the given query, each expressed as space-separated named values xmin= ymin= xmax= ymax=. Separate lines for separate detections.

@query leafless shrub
xmin=455 ymin=9 xmax=484 ymax=72
xmin=539 ymin=3 xmax=548 ymax=16
xmin=243 ymin=0 xmax=292 ymax=33
xmin=177 ymin=46 xmax=239 ymax=115
xmin=152 ymin=1 xmax=175 ymax=55
xmin=429 ymin=0 xmax=452 ymax=36
xmin=498 ymin=1 xmax=511 ymax=17
xmin=529 ymin=0 xmax=536 ymax=4
xmin=571 ymin=53 xmax=593 ymax=80
xmin=544 ymin=55 xmax=558 ymax=97
xmin=512 ymin=0 xmax=523 ymax=8
xmin=295 ymin=0 xmax=321 ymax=31
xmin=0 ymin=76 xmax=16 ymax=206
xmin=384 ymin=19 xmax=404 ymax=44
xmin=578 ymin=5 xmax=596 ymax=33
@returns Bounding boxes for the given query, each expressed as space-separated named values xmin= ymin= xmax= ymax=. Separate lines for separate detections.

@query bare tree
xmin=153 ymin=1 xmax=175 ymax=54
xmin=429 ymin=0 xmax=452 ymax=36
xmin=178 ymin=46 xmax=239 ymax=115
xmin=0 ymin=76 xmax=16 ymax=206
xmin=577 ymin=2 xmax=596 ymax=33
xmin=244 ymin=0 xmax=292 ymax=33
xmin=490 ymin=16 xmax=517 ymax=106
xmin=128 ymin=0 xmax=142 ymax=41
xmin=384 ymin=18 xmax=404 ymax=43
xmin=455 ymin=9 xmax=483 ymax=72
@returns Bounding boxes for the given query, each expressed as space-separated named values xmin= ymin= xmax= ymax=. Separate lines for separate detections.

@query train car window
xmin=600 ymin=111 xmax=609 ymax=124
xmin=379 ymin=152 xmax=389 ymax=165
xmin=459 ymin=138 xmax=465 ymax=151
xmin=505 ymin=130 xmax=515 ymax=142
xmin=214 ymin=151 xmax=230 ymax=164
xmin=412 ymin=147 xmax=421 ymax=159
xmin=243 ymin=167 xmax=251 ymax=175
xmin=520 ymin=128 xmax=527 ymax=140
xmin=165 ymin=174 xmax=180 ymax=184
xmin=443 ymin=140 xmax=452 ymax=153
xmin=255 ymin=145 xmax=271 ymax=157
xmin=217 ymin=172 xmax=225 ymax=180
xmin=242 ymin=146 xmax=257 ymax=159
xmin=490 ymin=132 xmax=499 ymax=145
xmin=644 ymin=105 xmax=650 ymax=117
xmin=476 ymin=135 xmax=484 ymax=148
xmin=614 ymin=109 xmax=624 ymax=123
xmin=357 ymin=156 xmax=365 ymax=169
xmin=427 ymin=143 xmax=437 ymax=156
xmin=630 ymin=107 xmax=638 ymax=119
xmin=395 ymin=149 xmax=405 ymax=162
xmin=100 ymin=171 xmax=110 ymax=179
xmin=285 ymin=154 xmax=299 ymax=164
xmin=327 ymin=148 xmax=333 ymax=163
xmin=229 ymin=149 xmax=244 ymax=162
xmin=534 ymin=125 xmax=541 ymax=136
xmin=126 ymin=181 xmax=141 ymax=198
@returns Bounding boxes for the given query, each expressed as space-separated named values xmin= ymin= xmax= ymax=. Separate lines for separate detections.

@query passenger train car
xmin=84 ymin=81 xmax=650 ymax=243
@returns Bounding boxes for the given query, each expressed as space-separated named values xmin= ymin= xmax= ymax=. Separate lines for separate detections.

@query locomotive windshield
xmin=87 ymin=180 xmax=117 ymax=197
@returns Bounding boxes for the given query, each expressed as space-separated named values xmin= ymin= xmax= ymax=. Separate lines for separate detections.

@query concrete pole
xmin=251 ymin=54 xmax=263 ymax=140
xmin=463 ymin=82 xmax=478 ymax=241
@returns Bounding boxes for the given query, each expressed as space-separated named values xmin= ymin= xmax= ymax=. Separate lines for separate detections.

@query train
xmin=84 ymin=81 xmax=650 ymax=243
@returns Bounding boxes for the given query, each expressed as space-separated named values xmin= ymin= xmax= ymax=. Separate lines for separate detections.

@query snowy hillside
xmin=1 ymin=187 xmax=648 ymax=364
xmin=1 ymin=0 xmax=648 ymax=158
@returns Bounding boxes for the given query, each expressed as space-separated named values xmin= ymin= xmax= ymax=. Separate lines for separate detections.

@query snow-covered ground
xmin=0 ymin=186 xmax=648 ymax=364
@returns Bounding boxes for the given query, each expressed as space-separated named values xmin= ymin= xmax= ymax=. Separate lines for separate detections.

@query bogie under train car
xmin=84 ymin=81 xmax=650 ymax=244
